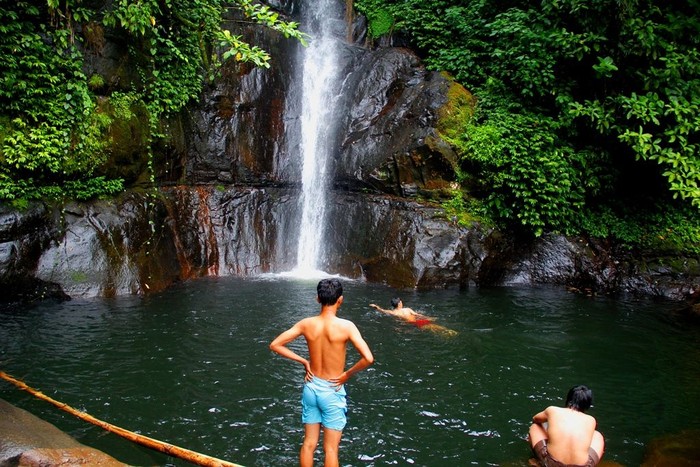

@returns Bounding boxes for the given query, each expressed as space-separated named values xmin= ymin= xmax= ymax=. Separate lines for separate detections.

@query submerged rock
xmin=642 ymin=429 xmax=700 ymax=466
xmin=0 ymin=398 xmax=126 ymax=466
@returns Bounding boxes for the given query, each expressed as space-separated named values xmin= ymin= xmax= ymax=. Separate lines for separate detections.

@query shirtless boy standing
xmin=528 ymin=385 xmax=605 ymax=467
xmin=270 ymin=279 xmax=374 ymax=467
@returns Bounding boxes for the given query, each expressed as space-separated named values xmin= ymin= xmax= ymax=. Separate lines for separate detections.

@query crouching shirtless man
xmin=528 ymin=385 xmax=605 ymax=467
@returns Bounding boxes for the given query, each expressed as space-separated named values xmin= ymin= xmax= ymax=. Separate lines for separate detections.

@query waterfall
xmin=290 ymin=0 xmax=345 ymax=276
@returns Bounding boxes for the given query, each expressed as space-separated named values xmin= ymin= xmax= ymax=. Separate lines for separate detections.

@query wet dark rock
xmin=181 ymin=16 xmax=302 ymax=187
xmin=480 ymin=233 xmax=699 ymax=300
xmin=0 ymin=204 xmax=68 ymax=303
xmin=2 ymin=188 xmax=697 ymax=302
xmin=323 ymin=193 xmax=485 ymax=288
xmin=335 ymin=47 xmax=459 ymax=198
xmin=33 ymin=194 xmax=182 ymax=298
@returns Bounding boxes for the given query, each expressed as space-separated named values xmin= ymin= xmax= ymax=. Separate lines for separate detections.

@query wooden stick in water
xmin=0 ymin=371 xmax=244 ymax=467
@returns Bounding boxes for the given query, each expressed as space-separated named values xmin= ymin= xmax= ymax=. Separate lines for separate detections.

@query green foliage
xmin=353 ymin=0 xmax=395 ymax=39
xmin=568 ymin=7 xmax=700 ymax=207
xmin=0 ymin=3 xmax=119 ymax=201
xmin=436 ymin=77 xmax=475 ymax=147
xmin=441 ymin=188 xmax=490 ymax=228
xmin=579 ymin=204 xmax=700 ymax=255
xmin=357 ymin=0 xmax=699 ymax=251
xmin=0 ymin=0 xmax=306 ymax=203
xmin=87 ymin=73 xmax=105 ymax=90
xmin=463 ymin=107 xmax=605 ymax=236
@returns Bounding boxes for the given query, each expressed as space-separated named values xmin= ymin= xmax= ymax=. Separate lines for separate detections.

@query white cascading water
xmin=290 ymin=0 xmax=344 ymax=277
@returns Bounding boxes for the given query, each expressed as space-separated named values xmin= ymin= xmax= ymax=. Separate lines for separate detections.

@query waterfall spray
xmin=292 ymin=0 xmax=344 ymax=276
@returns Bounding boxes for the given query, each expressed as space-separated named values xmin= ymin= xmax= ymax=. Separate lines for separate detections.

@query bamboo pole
xmin=0 ymin=371 xmax=244 ymax=467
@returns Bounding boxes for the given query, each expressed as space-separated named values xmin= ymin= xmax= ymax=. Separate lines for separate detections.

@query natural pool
xmin=1 ymin=276 xmax=699 ymax=466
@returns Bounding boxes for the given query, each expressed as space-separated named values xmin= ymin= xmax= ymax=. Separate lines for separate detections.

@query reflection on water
xmin=1 ymin=277 xmax=699 ymax=466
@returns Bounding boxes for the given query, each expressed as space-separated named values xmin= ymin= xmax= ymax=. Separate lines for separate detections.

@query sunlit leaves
xmin=219 ymin=29 xmax=271 ymax=69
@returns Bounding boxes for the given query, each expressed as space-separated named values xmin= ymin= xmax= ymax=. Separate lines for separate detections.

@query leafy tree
xmin=0 ymin=2 xmax=119 ymax=202
xmin=355 ymin=0 xmax=699 ymax=251
xmin=0 ymin=0 xmax=306 ymax=204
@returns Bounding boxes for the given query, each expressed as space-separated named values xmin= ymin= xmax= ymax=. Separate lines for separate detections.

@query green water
xmin=1 ymin=276 xmax=699 ymax=466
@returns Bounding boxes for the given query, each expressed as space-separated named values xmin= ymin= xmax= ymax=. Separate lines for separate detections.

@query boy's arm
xmin=330 ymin=324 xmax=374 ymax=388
xmin=269 ymin=323 xmax=313 ymax=380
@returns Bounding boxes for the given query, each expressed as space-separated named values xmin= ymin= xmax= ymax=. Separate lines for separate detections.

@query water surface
xmin=1 ymin=277 xmax=699 ymax=466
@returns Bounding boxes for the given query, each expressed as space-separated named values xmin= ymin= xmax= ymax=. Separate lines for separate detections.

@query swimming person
xmin=369 ymin=298 xmax=458 ymax=336
xmin=270 ymin=278 xmax=374 ymax=467
xmin=528 ymin=385 xmax=605 ymax=467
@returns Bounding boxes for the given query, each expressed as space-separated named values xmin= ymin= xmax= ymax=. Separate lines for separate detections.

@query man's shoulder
xmin=545 ymin=405 xmax=565 ymax=416
xmin=305 ymin=315 xmax=356 ymax=329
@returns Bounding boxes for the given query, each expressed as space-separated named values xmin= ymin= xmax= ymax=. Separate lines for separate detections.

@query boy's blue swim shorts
xmin=301 ymin=376 xmax=347 ymax=431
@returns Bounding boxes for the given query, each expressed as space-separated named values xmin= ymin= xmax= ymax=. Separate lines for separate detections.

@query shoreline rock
xmin=0 ymin=191 xmax=697 ymax=306
xmin=0 ymin=398 xmax=126 ymax=466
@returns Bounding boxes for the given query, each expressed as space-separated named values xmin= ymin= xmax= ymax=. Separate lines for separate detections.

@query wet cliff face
xmin=14 ymin=189 xmax=484 ymax=298
xmin=334 ymin=47 xmax=459 ymax=197
xmin=2 ymin=187 xmax=697 ymax=302
xmin=170 ymin=6 xmax=459 ymax=199
xmin=0 ymin=1 xmax=698 ymax=303
xmin=180 ymin=15 xmax=303 ymax=186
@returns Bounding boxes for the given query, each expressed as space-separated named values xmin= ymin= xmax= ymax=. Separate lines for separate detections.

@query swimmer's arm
xmin=369 ymin=303 xmax=391 ymax=314
xmin=269 ymin=323 xmax=313 ymax=380
xmin=370 ymin=303 xmax=401 ymax=317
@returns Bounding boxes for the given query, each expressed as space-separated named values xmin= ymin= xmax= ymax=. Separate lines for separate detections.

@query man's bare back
xmin=533 ymin=406 xmax=597 ymax=464
xmin=270 ymin=295 xmax=373 ymax=387
xmin=528 ymin=385 xmax=604 ymax=467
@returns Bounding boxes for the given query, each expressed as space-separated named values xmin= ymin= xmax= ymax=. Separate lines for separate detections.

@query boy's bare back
xmin=270 ymin=293 xmax=373 ymax=388
xmin=269 ymin=279 xmax=373 ymax=467
xmin=298 ymin=314 xmax=359 ymax=380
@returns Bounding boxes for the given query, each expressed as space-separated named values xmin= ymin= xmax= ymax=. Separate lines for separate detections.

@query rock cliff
xmin=0 ymin=0 xmax=697 ymax=304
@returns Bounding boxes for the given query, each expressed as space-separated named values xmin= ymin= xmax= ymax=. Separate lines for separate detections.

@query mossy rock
xmin=436 ymin=73 xmax=476 ymax=142
xmin=642 ymin=429 xmax=700 ymax=466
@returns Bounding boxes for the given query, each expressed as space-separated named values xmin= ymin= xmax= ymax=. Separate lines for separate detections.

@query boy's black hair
xmin=566 ymin=385 xmax=593 ymax=412
xmin=390 ymin=297 xmax=401 ymax=308
xmin=317 ymin=278 xmax=343 ymax=306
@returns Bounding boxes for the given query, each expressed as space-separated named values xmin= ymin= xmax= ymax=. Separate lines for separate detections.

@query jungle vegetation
xmin=0 ymin=0 xmax=698 ymax=254
xmin=357 ymin=0 xmax=700 ymax=253
xmin=0 ymin=0 xmax=305 ymax=203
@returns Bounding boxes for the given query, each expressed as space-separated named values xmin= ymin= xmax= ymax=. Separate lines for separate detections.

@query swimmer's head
xmin=390 ymin=297 xmax=402 ymax=309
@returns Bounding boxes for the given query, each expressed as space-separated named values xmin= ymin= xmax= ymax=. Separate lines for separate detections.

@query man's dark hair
xmin=317 ymin=278 xmax=343 ymax=305
xmin=565 ymin=385 xmax=593 ymax=412
xmin=390 ymin=297 xmax=401 ymax=308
